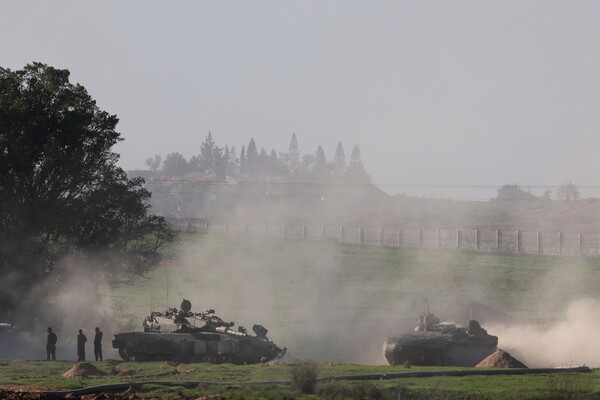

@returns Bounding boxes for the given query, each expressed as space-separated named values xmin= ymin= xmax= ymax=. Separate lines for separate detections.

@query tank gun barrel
xmin=215 ymin=326 xmax=247 ymax=337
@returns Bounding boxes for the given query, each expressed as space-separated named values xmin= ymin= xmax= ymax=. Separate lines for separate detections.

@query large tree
xmin=0 ymin=63 xmax=175 ymax=321
xmin=494 ymin=184 xmax=537 ymax=201
xmin=246 ymin=138 xmax=259 ymax=174
xmin=198 ymin=131 xmax=215 ymax=173
xmin=162 ymin=152 xmax=189 ymax=177
xmin=344 ymin=145 xmax=369 ymax=182
xmin=313 ymin=145 xmax=328 ymax=176
xmin=555 ymin=182 xmax=580 ymax=201
xmin=332 ymin=142 xmax=346 ymax=175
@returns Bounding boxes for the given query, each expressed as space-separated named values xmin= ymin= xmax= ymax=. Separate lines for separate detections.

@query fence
xmin=173 ymin=220 xmax=600 ymax=257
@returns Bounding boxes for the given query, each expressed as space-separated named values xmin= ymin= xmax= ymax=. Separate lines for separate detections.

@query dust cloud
xmin=486 ymin=256 xmax=600 ymax=368
xmin=490 ymin=298 xmax=600 ymax=368
xmin=0 ymin=257 xmax=129 ymax=361
xmin=162 ymin=233 xmax=422 ymax=364
xmin=163 ymin=231 xmax=513 ymax=365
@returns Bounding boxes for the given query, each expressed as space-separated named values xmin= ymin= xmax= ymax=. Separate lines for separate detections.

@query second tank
xmin=384 ymin=311 xmax=498 ymax=367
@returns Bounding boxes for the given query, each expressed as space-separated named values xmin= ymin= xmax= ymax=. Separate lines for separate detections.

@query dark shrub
xmin=291 ymin=362 xmax=318 ymax=394
xmin=317 ymin=380 xmax=351 ymax=400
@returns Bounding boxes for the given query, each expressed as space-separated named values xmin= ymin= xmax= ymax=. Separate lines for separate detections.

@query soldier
xmin=46 ymin=327 xmax=57 ymax=361
xmin=77 ymin=329 xmax=87 ymax=361
xmin=93 ymin=327 xmax=103 ymax=361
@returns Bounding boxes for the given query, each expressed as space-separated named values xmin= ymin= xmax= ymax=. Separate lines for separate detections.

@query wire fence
xmin=171 ymin=219 xmax=600 ymax=257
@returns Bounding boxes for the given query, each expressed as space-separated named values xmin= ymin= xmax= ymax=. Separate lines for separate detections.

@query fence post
xmin=579 ymin=233 xmax=583 ymax=256
xmin=558 ymin=232 xmax=563 ymax=256
xmin=418 ymin=229 xmax=423 ymax=248
xmin=379 ymin=227 xmax=384 ymax=247
xmin=339 ymin=226 xmax=345 ymax=244
xmin=397 ymin=228 xmax=402 ymax=248
xmin=537 ymin=231 xmax=542 ymax=255
xmin=516 ymin=230 xmax=521 ymax=253
xmin=456 ymin=229 xmax=461 ymax=249
xmin=475 ymin=229 xmax=480 ymax=250
xmin=497 ymin=230 xmax=501 ymax=252
xmin=437 ymin=229 xmax=442 ymax=248
xmin=302 ymin=225 xmax=307 ymax=241
xmin=359 ymin=227 xmax=365 ymax=245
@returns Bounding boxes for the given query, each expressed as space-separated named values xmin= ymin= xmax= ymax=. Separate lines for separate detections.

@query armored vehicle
xmin=384 ymin=311 xmax=498 ymax=367
xmin=112 ymin=299 xmax=286 ymax=364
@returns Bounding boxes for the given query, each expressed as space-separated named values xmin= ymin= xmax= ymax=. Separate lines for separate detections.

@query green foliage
xmin=199 ymin=131 xmax=216 ymax=173
xmin=291 ymin=362 xmax=318 ymax=394
xmin=352 ymin=381 xmax=383 ymax=400
xmin=0 ymin=63 xmax=175 ymax=321
xmin=317 ymin=380 xmax=357 ymax=400
xmin=333 ymin=142 xmax=346 ymax=175
xmin=145 ymin=154 xmax=162 ymax=171
xmin=494 ymin=185 xmax=537 ymax=201
xmin=162 ymin=152 xmax=189 ymax=177
xmin=555 ymin=183 xmax=580 ymax=202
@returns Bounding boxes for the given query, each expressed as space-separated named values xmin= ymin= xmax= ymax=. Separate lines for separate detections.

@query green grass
xmin=0 ymin=360 xmax=599 ymax=399
xmin=113 ymin=233 xmax=600 ymax=319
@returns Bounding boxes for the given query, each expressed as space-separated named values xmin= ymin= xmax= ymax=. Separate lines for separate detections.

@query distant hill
xmin=128 ymin=168 xmax=600 ymax=233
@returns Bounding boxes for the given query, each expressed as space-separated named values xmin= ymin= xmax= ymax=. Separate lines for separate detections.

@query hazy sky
xmin=2 ymin=1 xmax=600 ymax=199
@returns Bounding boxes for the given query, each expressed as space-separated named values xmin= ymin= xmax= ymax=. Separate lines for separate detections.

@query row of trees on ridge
xmin=145 ymin=133 xmax=369 ymax=182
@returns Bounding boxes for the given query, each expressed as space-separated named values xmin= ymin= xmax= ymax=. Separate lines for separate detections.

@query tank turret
xmin=113 ymin=299 xmax=286 ymax=364
xmin=384 ymin=310 xmax=498 ymax=367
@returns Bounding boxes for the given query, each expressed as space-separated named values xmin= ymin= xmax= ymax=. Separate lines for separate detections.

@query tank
xmin=384 ymin=311 xmax=498 ymax=367
xmin=112 ymin=299 xmax=286 ymax=364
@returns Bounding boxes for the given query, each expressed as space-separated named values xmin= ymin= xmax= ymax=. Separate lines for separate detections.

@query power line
xmin=142 ymin=178 xmax=600 ymax=190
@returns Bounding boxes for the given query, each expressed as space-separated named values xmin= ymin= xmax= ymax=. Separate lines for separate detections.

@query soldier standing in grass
xmin=77 ymin=329 xmax=87 ymax=361
xmin=93 ymin=327 xmax=103 ymax=361
xmin=46 ymin=327 xmax=57 ymax=361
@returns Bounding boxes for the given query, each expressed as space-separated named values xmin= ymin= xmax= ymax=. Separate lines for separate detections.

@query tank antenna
xmin=426 ymin=299 xmax=430 ymax=315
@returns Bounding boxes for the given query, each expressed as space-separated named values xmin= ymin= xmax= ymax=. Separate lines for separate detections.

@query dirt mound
xmin=62 ymin=363 xmax=107 ymax=378
xmin=476 ymin=349 xmax=527 ymax=368
xmin=176 ymin=365 xmax=197 ymax=374
xmin=266 ymin=360 xmax=293 ymax=366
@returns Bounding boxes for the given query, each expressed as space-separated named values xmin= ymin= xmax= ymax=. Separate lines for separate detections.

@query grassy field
xmin=113 ymin=232 xmax=600 ymax=317
xmin=104 ymin=233 xmax=600 ymax=362
xmin=0 ymin=359 xmax=598 ymax=399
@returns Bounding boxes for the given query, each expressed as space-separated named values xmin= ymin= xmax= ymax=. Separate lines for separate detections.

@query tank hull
xmin=113 ymin=331 xmax=284 ymax=364
xmin=384 ymin=332 xmax=497 ymax=367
